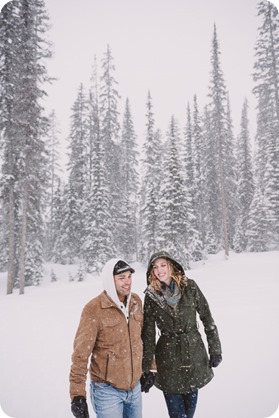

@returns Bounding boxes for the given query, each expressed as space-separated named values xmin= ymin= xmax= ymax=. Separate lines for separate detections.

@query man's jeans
xmin=163 ymin=390 xmax=198 ymax=418
xmin=90 ymin=381 xmax=142 ymax=418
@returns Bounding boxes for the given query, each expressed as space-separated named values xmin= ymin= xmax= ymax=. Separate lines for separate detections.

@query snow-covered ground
xmin=0 ymin=250 xmax=278 ymax=418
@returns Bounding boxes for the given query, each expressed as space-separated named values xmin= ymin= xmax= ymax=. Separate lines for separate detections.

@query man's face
xmin=114 ymin=271 xmax=132 ymax=302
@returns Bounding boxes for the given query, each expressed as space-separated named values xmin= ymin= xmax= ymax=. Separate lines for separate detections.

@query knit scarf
xmin=161 ymin=280 xmax=181 ymax=310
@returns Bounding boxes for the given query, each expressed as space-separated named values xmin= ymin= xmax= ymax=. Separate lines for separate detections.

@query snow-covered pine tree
xmin=139 ymin=92 xmax=162 ymax=263
xmin=184 ymin=104 xmax=194 ymax=187
xmin=87 ymin=56 xmax=98 ymax=192
xmin=82 ymin=59 xmax=115 ymax=271
xmin=201 ymin=105 xmax=220 ymax=254
xmin=0 ymin=1 xmax=22 ymax=290
xmin=184 ymin=98 xmax=203 ymax=261
xmin=254 ymin=92 xmax=270 ymax=192
xmin=66 ymin=83 xmax=88 ymax=260
xmin=53 ymin=183 xmax=80 ymax=263
xmin=0 ymin=0 xmax=52 ymax=293
xmin=118 ymin=98 xmax=139 ymax=261
xmin=159 ymin=116 xmax=190 ymax=268
xmin=253 ymin=1 xmax=279 ymax=121
xmin=192 ymin=96 xmax=205 ymax=248
xmin=253 ymin=1 xmax=279 ymax=246
xmin=49 ymin=179 xmax=66 ymax=262
xmin=224 ymin=95 xmax=238 ymax=247
xmin=246 ymin=187 xmax=269 ymax=252
xmin=99 ymin=45 xmax=122 ymax=252
xmin=184 ymin=101 xmax=203 ymax=261
xmin=262 ymin=107 xmax=279 ymax=247
xmin=44 ymin=110 xmax=62 ymax=259
xmin=233 ymin=99 xmax=255 ymax=252
xmin=207 ymin=24 xmax=231 ymax=257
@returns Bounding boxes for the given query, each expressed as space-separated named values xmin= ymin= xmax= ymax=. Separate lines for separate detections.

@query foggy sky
xmin=1 ymin=0 xmax=279 ymax=173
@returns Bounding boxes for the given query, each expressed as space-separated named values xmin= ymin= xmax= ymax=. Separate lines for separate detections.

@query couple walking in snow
xmin=69 ymin=251 xmax=222 ymax=418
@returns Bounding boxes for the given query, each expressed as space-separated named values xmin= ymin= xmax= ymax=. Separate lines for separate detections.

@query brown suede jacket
xmin=69 ymin=290 xmax=143 ymax=399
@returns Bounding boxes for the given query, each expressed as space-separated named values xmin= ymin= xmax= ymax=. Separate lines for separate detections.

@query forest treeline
xmin=0 ymin=0 xmax=278 ymax=293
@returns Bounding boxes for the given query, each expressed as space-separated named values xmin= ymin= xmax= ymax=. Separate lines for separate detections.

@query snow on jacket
xmin=69 ymin=258 xmax=143 ymax=399
xmin=142 ymin=278 xmax=222 ymax=394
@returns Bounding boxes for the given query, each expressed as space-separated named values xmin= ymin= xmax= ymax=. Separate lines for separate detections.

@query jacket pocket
xmin=100 ymin=317 xmax=124 ymax=343
xmin=104 ymin=351 xmax=118 ymax=382
xmin=102 ymin=317 xmax=120 ymax=327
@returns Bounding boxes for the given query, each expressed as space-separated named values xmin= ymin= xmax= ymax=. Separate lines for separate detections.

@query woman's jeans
xmin=163 ymin=390 xmax=198 ymax=418
xmin=90 ymin=381 xmax=142 ymax=418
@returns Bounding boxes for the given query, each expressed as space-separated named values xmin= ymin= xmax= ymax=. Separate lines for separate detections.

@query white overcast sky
xmin=1 ymin=0 xmax=279 ymax=168
xmin=42 ymin=0 xmax=277 ymax=149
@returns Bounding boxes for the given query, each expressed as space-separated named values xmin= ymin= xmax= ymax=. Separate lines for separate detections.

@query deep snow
xmin=0 ymin=250 xmax=278 ymax=418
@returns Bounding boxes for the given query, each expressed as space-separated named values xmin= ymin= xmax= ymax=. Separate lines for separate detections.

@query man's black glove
xmin=209 ymin=353 xmax=222 ymax=368
xmin=140 ymin=371 xmax=156 ymax=393
xmin=71 ymin=396 xmax=89 ymax=418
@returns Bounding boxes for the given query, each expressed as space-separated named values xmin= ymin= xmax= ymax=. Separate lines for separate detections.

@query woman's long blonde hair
xmin=148 ymin=258 xmax=187 ymax=292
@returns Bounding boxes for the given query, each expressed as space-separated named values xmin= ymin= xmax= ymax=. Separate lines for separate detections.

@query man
xmin=70 ymin=258 xmax=143 ymax=418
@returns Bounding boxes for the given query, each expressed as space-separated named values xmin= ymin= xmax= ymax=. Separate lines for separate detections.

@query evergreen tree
xmin=53 ymin=183 xmax=80 ymax=263
xmin=253 ymin=1 xmax=279 ymax=245
xmin=50 ymin=179 xmax=65 ymax=262
xmin=207 ymin=24 xmax=231 ymax=256
xmin=0 ymin=1 xmax=23 ymax=291
xmin=233 ymin=99 xmax=255 ymax=252
xmin=183 ymin=101 xmax=203 ymax=261
xmin=253 ymin=91 xmax=270 ymax=191
xmin=87 ymin=56 xmax=98 ymax=191
xmin=0 ymin=0 xmax=52 ymax=293
xmin=66 ymin=83 xmax=88 ymax=259
xmin=184 ymin=103 xmax=194 ymax=187
xmin=224 ymin=95 xmax=238 ymax=247
xmin=99 ymin=45 xmax=122 ymax=251
xmin=253 ymin=1 xmax=279 ymax=120
xmin=44 ymin=110 xmax=62 ymax=259
xmin=246 ymin=187 xmax=269 ymax=252
xmin=192 ymin=96 xmax=206 ymax=253
xmin=202 ymin=106 xmax=221 ymax=254
xmin=118 ymin=98 xmax=139 ymax=261
xmin=159 ymin=116 xmax=189 ymax=268
xmin=82 ymin=60 xmax=115 ymax=271
xmin=139 ymin=92 xmax=162 ymax=262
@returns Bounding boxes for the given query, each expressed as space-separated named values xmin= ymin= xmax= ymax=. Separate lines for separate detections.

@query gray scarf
xmin=161 ymin=280 xmax=181 ymax=310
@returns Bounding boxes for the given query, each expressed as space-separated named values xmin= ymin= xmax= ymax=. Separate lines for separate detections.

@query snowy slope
xmin=0 ymin=251 xmax=278 ymax=418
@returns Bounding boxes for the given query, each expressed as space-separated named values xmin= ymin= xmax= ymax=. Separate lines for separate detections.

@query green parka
xmin=142 ymin=251 xmax=222 ymax=394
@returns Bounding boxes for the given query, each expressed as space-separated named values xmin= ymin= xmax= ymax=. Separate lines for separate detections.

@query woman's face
xmin=152 ymin=258 xmax=171 ymax=286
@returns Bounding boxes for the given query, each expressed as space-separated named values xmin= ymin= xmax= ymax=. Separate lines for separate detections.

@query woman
xmin=141 ymin=251 xmax=222 ymax=418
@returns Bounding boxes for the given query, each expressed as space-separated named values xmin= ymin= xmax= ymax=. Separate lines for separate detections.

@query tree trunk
xmin=7 ymin=187 xmax=15 ymax=294
xmin=219 ymin=155 xmax=229 ymax=257
xmin=19 ymin=179 xmax=28 ymax=295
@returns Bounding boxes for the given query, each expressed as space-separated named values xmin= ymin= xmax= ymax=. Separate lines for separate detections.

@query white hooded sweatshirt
xmin=100 ymin=258 xmax=133 ymax=322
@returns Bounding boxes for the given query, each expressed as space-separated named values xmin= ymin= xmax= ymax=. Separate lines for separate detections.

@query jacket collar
xmin=145 ymin=285 xmax=176 ymax=317
xmin=100 ymin=290 xmax=137 ymax=311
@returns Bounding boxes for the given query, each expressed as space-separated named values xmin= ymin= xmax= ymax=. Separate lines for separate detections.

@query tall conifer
xmin=139 ymin=92 xmax=162 ymax=262
xmin=233 ymin=99 xmax=255 ymax=252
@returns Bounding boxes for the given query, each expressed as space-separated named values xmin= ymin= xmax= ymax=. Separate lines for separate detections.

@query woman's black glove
xmin=71 ymin=396 xmax=89 ymax=418
xmin=140 ymin=371 xmax=156 ymax=393
xmin=209 ymin=353 xmax=222 ymax=368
